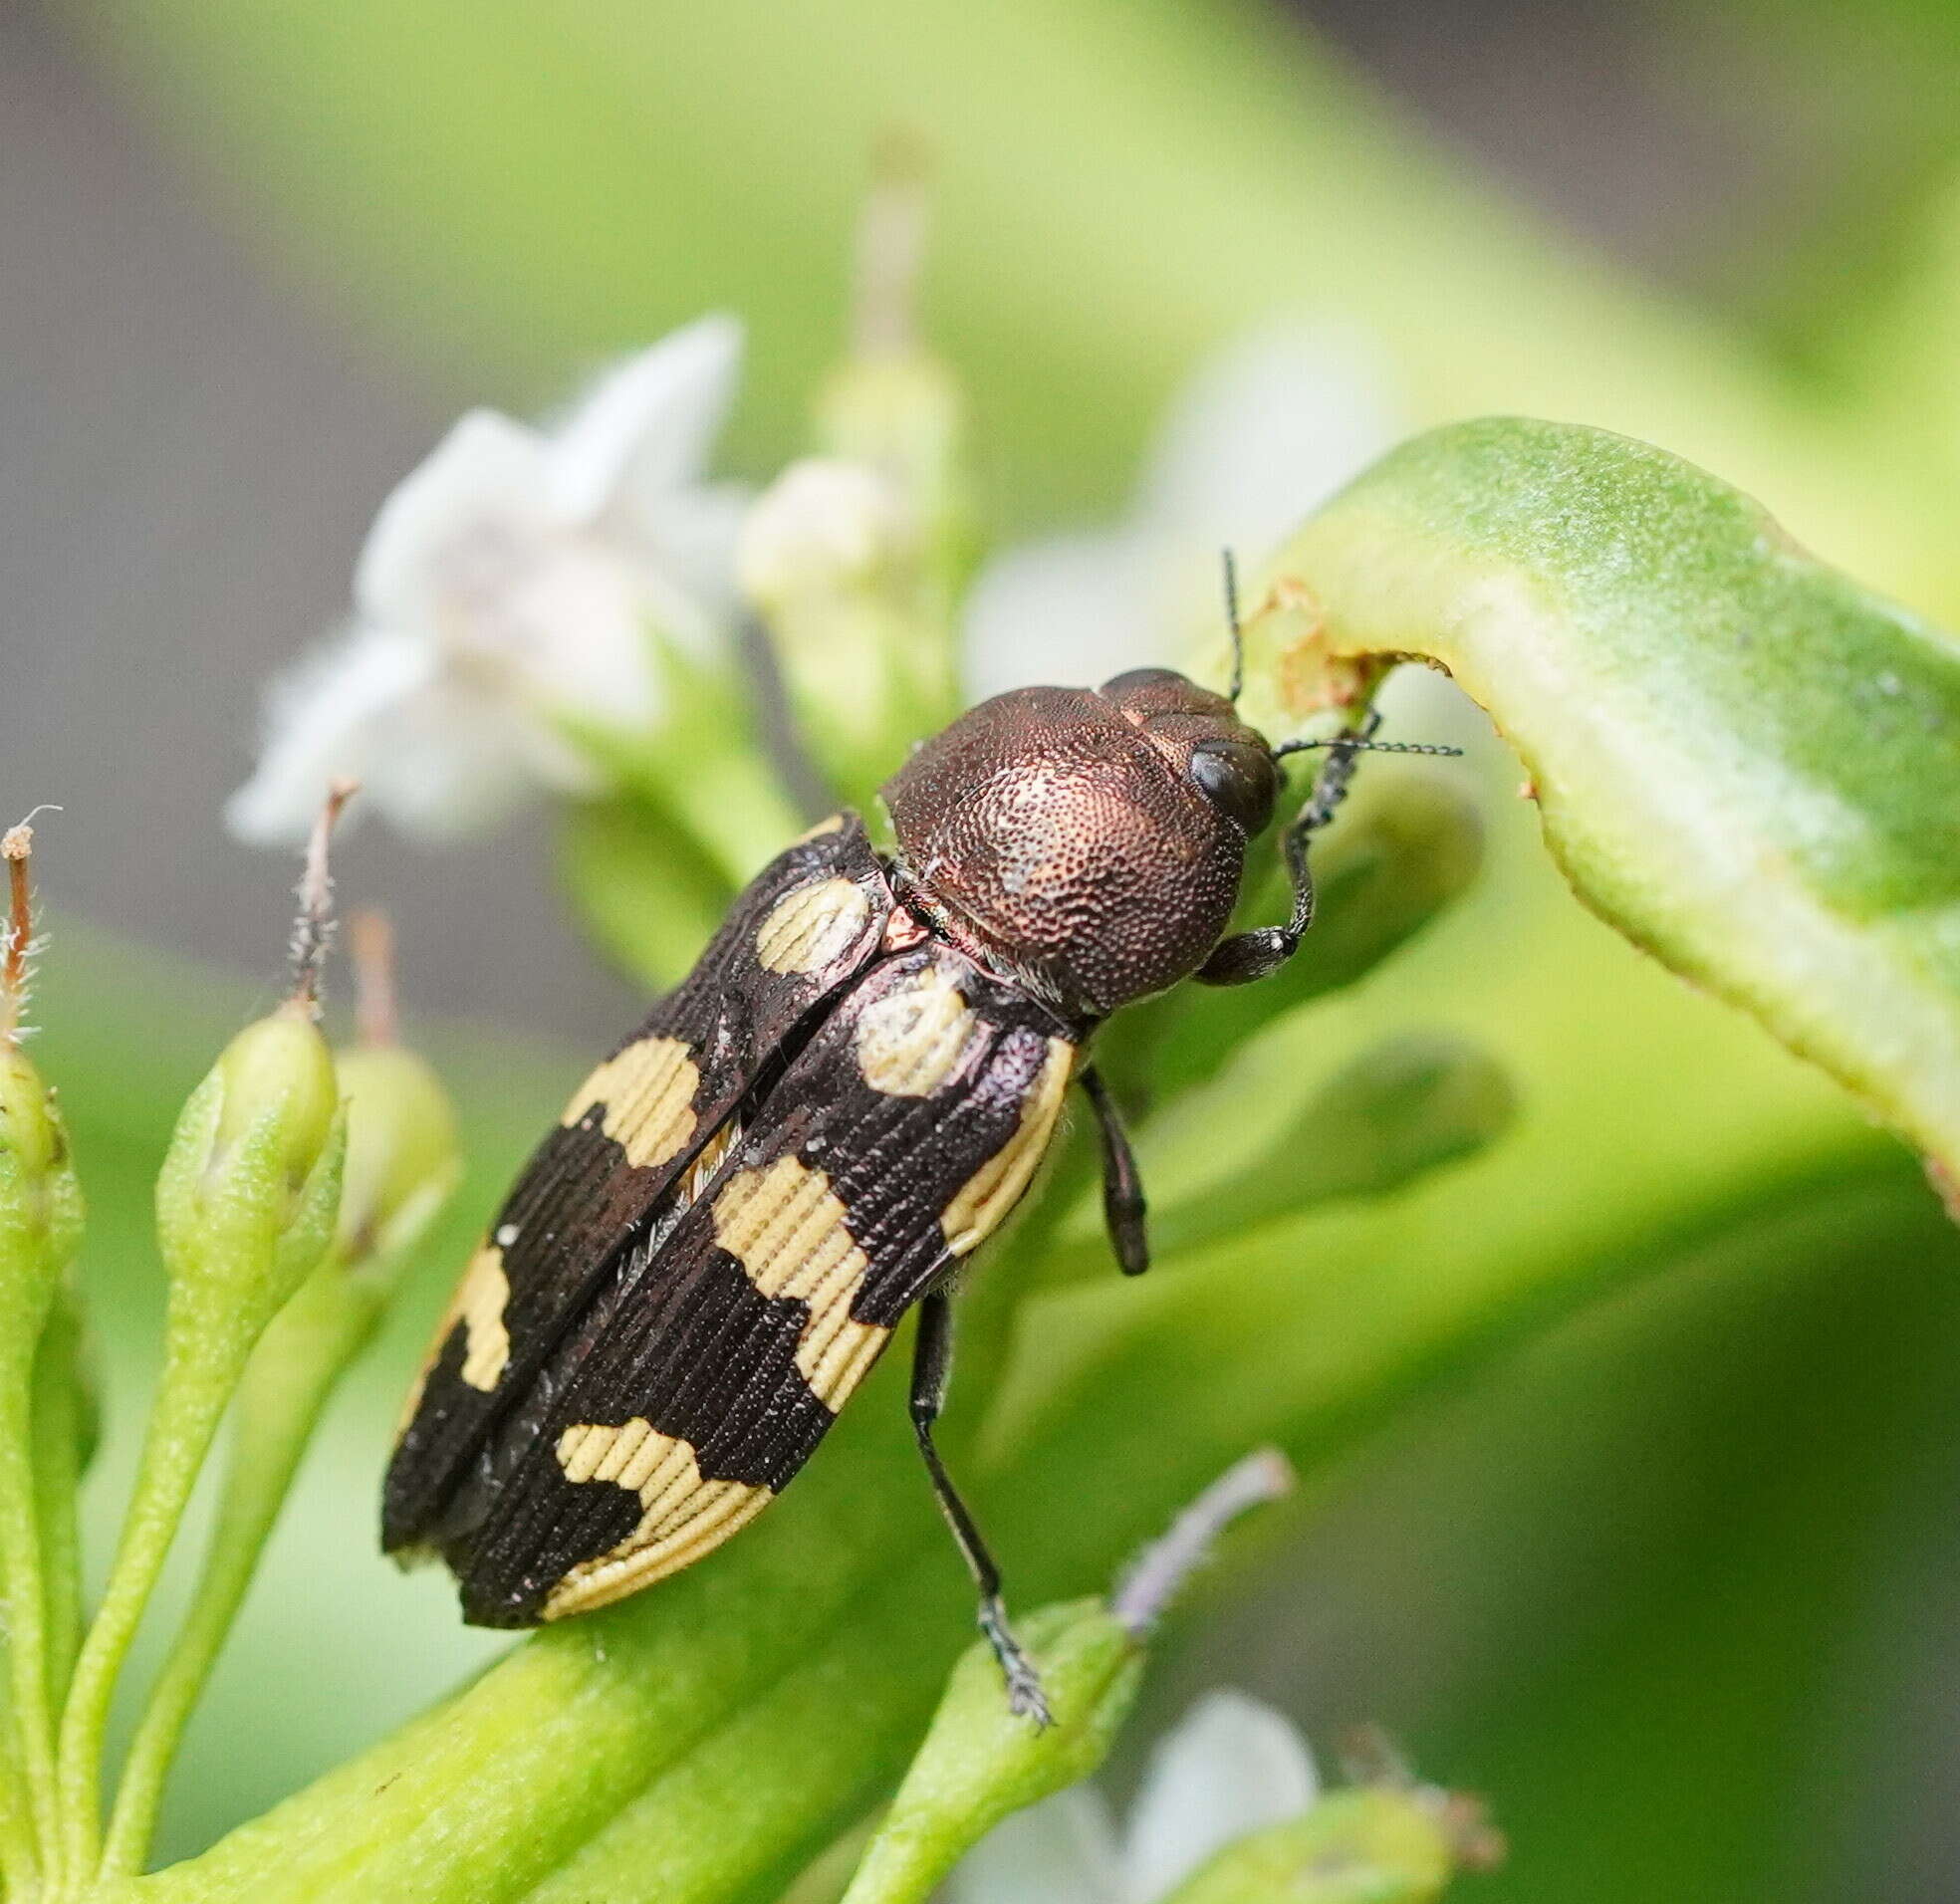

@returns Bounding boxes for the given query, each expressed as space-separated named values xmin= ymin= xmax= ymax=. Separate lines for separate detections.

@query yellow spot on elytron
xmin=854 ymin=962 xmax=978 ymax=1096
xmin=796 ymin=814 xmax=846 ymax=842
xmin=796 ymin=1309 xmax=890 ymax=1408
xmin=396 ymin=1242 xmax=510 ymax=1431
xmin=713 ymin=1157 xmax=866 ymax=1302
xmin=712 ymin=1158 xmax=889 ymax=1410
xmin=564 ymin=1034 xmax=699 ymax=1170
xmin=455 ymin=1246 xmax=514 ymax=1389
xmin=754 ymin=877 xmax=871 ymax=975
xmin=544 ymin=1420 xmax=772 ymax=1618
xmin=943 ymin=1036 xmax=1075 ymax=1255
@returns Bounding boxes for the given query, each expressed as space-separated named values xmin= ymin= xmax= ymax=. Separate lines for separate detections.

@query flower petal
xmin=961 ymin=527 xmax=1161 ymax=702
xmin=1136 ymin=323 xmax=1404 ymax=555
xmin=546 ymin=314 xmax=744 ymax=525
xmin=946 ymin=1787 xmax=1127 ymax=1904
xmin=1118 ymin=1691 xmax=1319 ymax=1902
xmin=353 ymin=409 xmax=554 ymax=628
xmin=225 ymin=623 xmax=594 ymax=846
xmin=226 ymin=625 xmax=439 ymax=845
xmin=495 ymin=539 xmax=667 ymax=726
xmin=362 ymin=677 xmax=596 ymax=836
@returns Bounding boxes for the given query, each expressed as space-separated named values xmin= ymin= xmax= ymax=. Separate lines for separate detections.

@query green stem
xmin=100 ymin=1286 xmax=377 ymax=1878
xmin=0 ymin=1715 xmax=40 ymax=1902
xmin=32 ymin=1305 xmax=90 ymax=1718
xmin=54 ymin=1347 xmax=241 ymax=1884
xmin=0 ymin=1374 xmax=60 ymax=1886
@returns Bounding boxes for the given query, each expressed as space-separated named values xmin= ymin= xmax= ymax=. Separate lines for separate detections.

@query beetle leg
xmin=734 ymin=611 xmax=841 ymax=820
xmin=1080 ymin=1067 xmax=1148 ymax=1276
xmin=1193 ymin=712 xmax=1380 ymax=987
xmin=909 ymin=1291 xmax=1052 ymax=1725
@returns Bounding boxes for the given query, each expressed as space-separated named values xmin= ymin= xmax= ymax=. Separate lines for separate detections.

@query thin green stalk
xmin=0 ymin=1376 xmax=60 ymax=1886
xmin=54 ymin=1347 xmax=241 ymax=1882
xmin=0 ymin=828 xmax=82 ymax=1893
xmin=29 ymin=1309 xmax=88 ymax=1716
xmin=0 ymin=1716 xmax=40 ymax=1901
xmin=100 ymin=1279 xmax=379 ymax=1878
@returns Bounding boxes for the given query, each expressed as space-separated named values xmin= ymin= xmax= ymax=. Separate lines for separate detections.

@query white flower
xmin=946 ymin=1690 xmax=1321 ymax=1904
xmin=962 ymin=325 xmax=1403 ymax=700
xmin=228 ymin=316 xmax=747 ymax=845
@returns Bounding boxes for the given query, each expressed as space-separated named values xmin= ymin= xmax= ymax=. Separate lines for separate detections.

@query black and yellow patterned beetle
xmin=382 ymin=641 xmax=1449 ymax=1720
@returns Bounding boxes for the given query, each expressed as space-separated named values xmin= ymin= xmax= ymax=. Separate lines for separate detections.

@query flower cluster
xmin=227 ymin=270 xmax=1402 ymax=872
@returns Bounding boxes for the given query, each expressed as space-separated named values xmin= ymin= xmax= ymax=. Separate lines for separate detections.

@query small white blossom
xmin=947 ymin=1690 xmax=1321 ymax=1904
xmin=737 ymin=456 xmax=912 ymax=607
xmin=228 ymin=316 xmax=747 ymax=845
xmin=963 ymin=325 xmax=1403 ymax=700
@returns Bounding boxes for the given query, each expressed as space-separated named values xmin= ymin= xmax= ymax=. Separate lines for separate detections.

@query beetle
xmin=382 ymin=605 xmax=1452 ymax=1721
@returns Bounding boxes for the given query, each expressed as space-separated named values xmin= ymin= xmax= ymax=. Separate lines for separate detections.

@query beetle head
xmin=879 ymin=669 xmax=1279 ymax=1019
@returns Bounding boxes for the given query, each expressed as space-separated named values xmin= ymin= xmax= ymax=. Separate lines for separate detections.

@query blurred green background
xmin=8 ymin=0 xmax=1960 ymax=1896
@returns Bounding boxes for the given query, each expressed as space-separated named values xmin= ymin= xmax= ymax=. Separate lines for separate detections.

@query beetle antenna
xmin=1221 ymin=549 xmax=1244 ymax=703
xmin=1272 ymin=735 xmax=1463 ymax=760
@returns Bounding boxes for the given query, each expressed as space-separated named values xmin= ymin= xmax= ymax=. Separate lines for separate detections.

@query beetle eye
xmin=1188 ymin=742 xmax=1278 ymax=835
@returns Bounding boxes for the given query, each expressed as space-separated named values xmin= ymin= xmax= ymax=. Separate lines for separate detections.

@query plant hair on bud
xmin=1 ymin=808 xmax=60 ymax=1047
xmin=1110 ymin=1446 xmax=1296 ymax=1637
xmin=287 ymin=780 xmax=358 ymax=1019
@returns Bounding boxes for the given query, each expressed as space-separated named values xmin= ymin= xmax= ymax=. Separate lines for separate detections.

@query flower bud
xmin=740 ymin=455 xmax=953 ymax=809
xmin=739 ymin=458 xmax=912 ymax=611
xmin=816 ymin=136 xmax=970 ymax=579
xmin=156 ymin=1007 xmax=347 ymax=1341
xmin=841 ymin=1599 xmax=1140 ymax=1904
xmin=0 ymin=1044 xmax=86 ymax=1343
xmin=843 ymin=1456 xmax=1287 ymax=1904
xmin=1161 ymin=1784 xmax=1501 ymax=1904
xmin=332 ymin=1045 xmax=461 ymax=1274
xmin=211 ymin=1014 xmax=340 ymax=1190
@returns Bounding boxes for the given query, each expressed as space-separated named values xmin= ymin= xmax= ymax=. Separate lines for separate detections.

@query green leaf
xmin=1235 ymin=416 xmax=1960 ymax=1182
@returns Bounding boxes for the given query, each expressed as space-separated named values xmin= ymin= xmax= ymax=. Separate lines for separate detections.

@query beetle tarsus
xmin=980 ymin=1592 xmax=1053 ymax=1727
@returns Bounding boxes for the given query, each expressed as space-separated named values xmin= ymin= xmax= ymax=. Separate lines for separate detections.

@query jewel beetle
xmin=382 ymin=607 xmax=1453 ymax=1721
